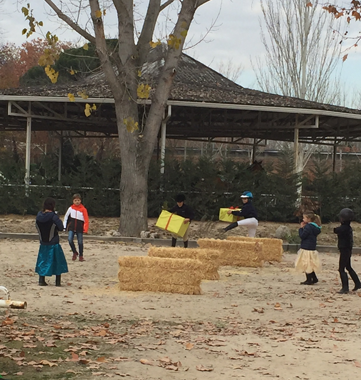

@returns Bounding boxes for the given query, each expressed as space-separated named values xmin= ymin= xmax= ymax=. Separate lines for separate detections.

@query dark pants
xmin=338 ymin=248 xmax=361 ymax=289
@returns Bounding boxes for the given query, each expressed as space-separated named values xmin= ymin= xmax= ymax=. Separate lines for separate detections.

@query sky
xmin=1 ymin=0 xmax=361 ymax=106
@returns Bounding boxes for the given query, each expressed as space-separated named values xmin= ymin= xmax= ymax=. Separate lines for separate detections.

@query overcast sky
xmin=1 ymin=0 xmax=361 ymax=104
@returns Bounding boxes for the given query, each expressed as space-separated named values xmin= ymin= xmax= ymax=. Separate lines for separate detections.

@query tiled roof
xmin=1 ymin=45 xmax=360 ymax=115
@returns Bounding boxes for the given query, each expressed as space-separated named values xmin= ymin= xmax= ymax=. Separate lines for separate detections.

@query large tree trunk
xmin=115 ymin=101 xmax=155 ymax=236
xmin=119 ymin=151 xmax=149 ymax=236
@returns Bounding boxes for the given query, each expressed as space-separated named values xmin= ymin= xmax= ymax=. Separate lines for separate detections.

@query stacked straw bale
xmin=148 ymin=247 xmax=220 ymax=280
xmin=197 ymin=238 xmax=263 ymax=267
xmin=227 ymin=236 xmax=283 ymax=262
xmin=118 ymin=256 xmax=204 ymax=295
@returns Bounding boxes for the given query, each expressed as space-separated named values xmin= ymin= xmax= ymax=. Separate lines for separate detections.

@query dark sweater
xmin=299 ymin=222 xmax=321 ymax=250
xmin=169 ymin=203 xmax=195 ymax=221
xmin=36 ymin=211 xmax=64 ymax=245
xmin=231 ymin=201 xmax=258 ymax=219
xmin=334 ymin=221 xmax=353 ymax=249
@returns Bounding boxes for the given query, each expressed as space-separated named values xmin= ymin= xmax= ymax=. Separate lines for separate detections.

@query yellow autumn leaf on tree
xmin=84 ymin=104 xmax=92 ymax=117
xmin=69 ymin=69 xmax=76 ymax=75
xmin=44 ymin=65 xmax=59 ymax=83
xmin=103 ymin=9 xmax=106 ymax=16
xmin=22 ymin=28 xmax=27 ymax=35
xmin=68 ymin=93 xmax=75 ymax=102
xmin=149 ymin=40 xmax=161 ymax=48
xmin=95 ymin=10 xmax=102 ymax=18
xmin=83 ymin=43 xmax=89 ymax=51
xmin=91 ymin=104 xmax=97 ymax=111
xmin=123 ymin=117 xmax=139 ymax=133
xmin=137 ymin=84 xmax=151 ymax=99
xmin=167 ymin=34 xmax=181 ymax=50
xmin=77 ymin=91 xmax=89 ymax=99
xmin=21 ymin=7 xmax=29 ymax=16
xmin=180 ymin=30 xmax=188 ymax=38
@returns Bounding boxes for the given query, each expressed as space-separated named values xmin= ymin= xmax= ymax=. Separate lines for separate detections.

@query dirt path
xmin=1 ymin=238 xmax=361 ymax=379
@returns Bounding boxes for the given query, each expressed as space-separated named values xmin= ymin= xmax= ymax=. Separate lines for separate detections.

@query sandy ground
xmin=1 ymin=230 xmax=361 ymax=379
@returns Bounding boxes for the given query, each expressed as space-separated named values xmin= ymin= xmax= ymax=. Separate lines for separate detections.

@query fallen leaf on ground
xmin=196 ymin=364 xmax=214 ymax=372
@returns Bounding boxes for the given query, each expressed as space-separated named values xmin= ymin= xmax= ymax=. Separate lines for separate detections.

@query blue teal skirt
xmin=35 ymin=244 xmax=69 ymax=276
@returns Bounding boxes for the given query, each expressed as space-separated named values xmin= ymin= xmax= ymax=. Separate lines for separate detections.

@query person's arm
xmin=334 ymin=224 xmax=346 ymax=236
xmin=299 ymin=224 xmax=310 ymax=239
xmin=83 ymin=207 xmax=89 ymax=233
xmin=168 ymin=205 xmax=177 ymax=214
xmin=53 ymin=213 xmax=64 ymax=231
xmin=63 ymin=207 xmax=71 ymax=230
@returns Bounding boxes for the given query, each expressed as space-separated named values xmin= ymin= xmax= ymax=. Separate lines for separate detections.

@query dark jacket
xmin=231 ymin=201 xmax=258 ymax=219
xmin=334 ymin=221 xmax=353 ymax=249
xmin=36 ymin=211 xmax=64 ymax=245
xmin=299 ymin=222 xmax=321 ymax=250
xmin=169 ymin=203 xmax=195 ymax=221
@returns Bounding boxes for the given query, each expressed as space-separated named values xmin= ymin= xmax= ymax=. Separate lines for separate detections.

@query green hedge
xmin=1 ymin=149 xmax=360 ymax=223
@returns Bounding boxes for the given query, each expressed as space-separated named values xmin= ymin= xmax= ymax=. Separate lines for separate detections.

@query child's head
xmin=240 ymin=191 xmax=253 ymax=204
xmin=72 ymin=193 xmax=82 ymax=205
xmin=175 ymin=193 xmax=185 ymax=206
xmin=43 ymin=197 xmax=56 ymax=212
xmin=339 ymin=208 xmax=354 ymax=223
xmin=303 ymin=211 xmax=321 ymax=226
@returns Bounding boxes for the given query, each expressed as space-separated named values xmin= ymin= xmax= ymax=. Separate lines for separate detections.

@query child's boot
xmin=171 ymin=237 xmax=177 ymax=247
xmin=223 ymin=222 xmax=238 ymax=232
xmin=300 ymin=273 xmax=313 ymax=285
xmin=183 ymin=240 xmax=188 ymax=248
xmin=79 ymin=256 xmax=85 ymax=262
xmin=349 ymin=270 xmax=361 ymax=291
xmin=55 ymin=275 xmax=61 ymax=287
xmin=39 ymin=276 xmax=48 ymax=286
xmin=310 ymin=272 xmax=318 ymax=284
xmin=338 ymin=272 xmax=349 ymax=294
xmin=72 ymin=251 xmax=78 ymax=261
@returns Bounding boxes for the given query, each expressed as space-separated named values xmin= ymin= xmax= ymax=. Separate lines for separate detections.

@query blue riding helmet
xmin=240 ymin=191 xmax=253 ymax=199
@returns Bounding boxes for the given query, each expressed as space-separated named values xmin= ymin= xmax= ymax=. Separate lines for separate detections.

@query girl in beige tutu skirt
xmin=295 ymin=211 xmax=322 ymax=285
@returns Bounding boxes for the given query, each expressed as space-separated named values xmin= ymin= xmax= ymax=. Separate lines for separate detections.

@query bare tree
xmin=30 ymin=0 xmax=211 ymax=237
xmin=217 ymin=59 xmax=244 ymax=83
xmin=253 ymin=0 xmax=343 ymax=173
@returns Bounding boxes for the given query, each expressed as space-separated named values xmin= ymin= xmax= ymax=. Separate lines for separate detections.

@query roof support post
xmin=24 ymin=105 xmax=32 ymax=195
xmin=252 ymin=138 xmax=257 ymax=164
xmin=294 ymin=127 xmax=299 ymax=174
xmin=58 ymin=132 xmax=63 ymax=182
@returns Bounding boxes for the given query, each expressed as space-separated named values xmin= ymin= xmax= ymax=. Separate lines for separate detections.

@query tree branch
xmin=137 ymin=0 xmax=161 ymax=64
xmin=160 ymin=0 xmax=175 ymax=11
xmin=44 ymin=0 xmax=96 ymax=44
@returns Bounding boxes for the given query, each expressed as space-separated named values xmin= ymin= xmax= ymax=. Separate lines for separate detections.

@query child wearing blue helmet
xmin=223 ymin=191 xmax=258 ymax=237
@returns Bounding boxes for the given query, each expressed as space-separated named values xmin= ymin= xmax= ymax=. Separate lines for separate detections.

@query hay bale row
xmin=118 ymin=256 xmax=203 ymax=295
xmin=197 ymin=238 xmax=264 ymax=267
xmin=148 ymin=247 xmax=220 ymax=280
xmin=227 ymin=236 xmax=283 ymax=262
xmin=117 ymin=282 xmax=202 ymax=295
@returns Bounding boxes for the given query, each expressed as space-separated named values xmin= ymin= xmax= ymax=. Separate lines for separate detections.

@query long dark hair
xmin=43 ymin=197 xmax=56 ymax=212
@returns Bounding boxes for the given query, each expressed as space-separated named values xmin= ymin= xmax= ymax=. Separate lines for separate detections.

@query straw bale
xmin=227 ymin=236 xmax=283 ymax=262
xmin=117 ymin=256 xmax=203 ymax=294
xmin=118 ymin=256 xmax=204 ymax=270
xmin=118 ymin=267 xmax=202 ymax=286
xmin=118 ymin=282 xmax=201 ymax=295
xmin=148 ymin=247 xmax=220 ymax=280
xmin=197 ymin=238 xmax=263 ymax=267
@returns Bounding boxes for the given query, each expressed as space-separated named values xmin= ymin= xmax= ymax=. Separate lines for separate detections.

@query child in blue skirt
xmin=35 ymin=197 xmax=68 ymax=286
